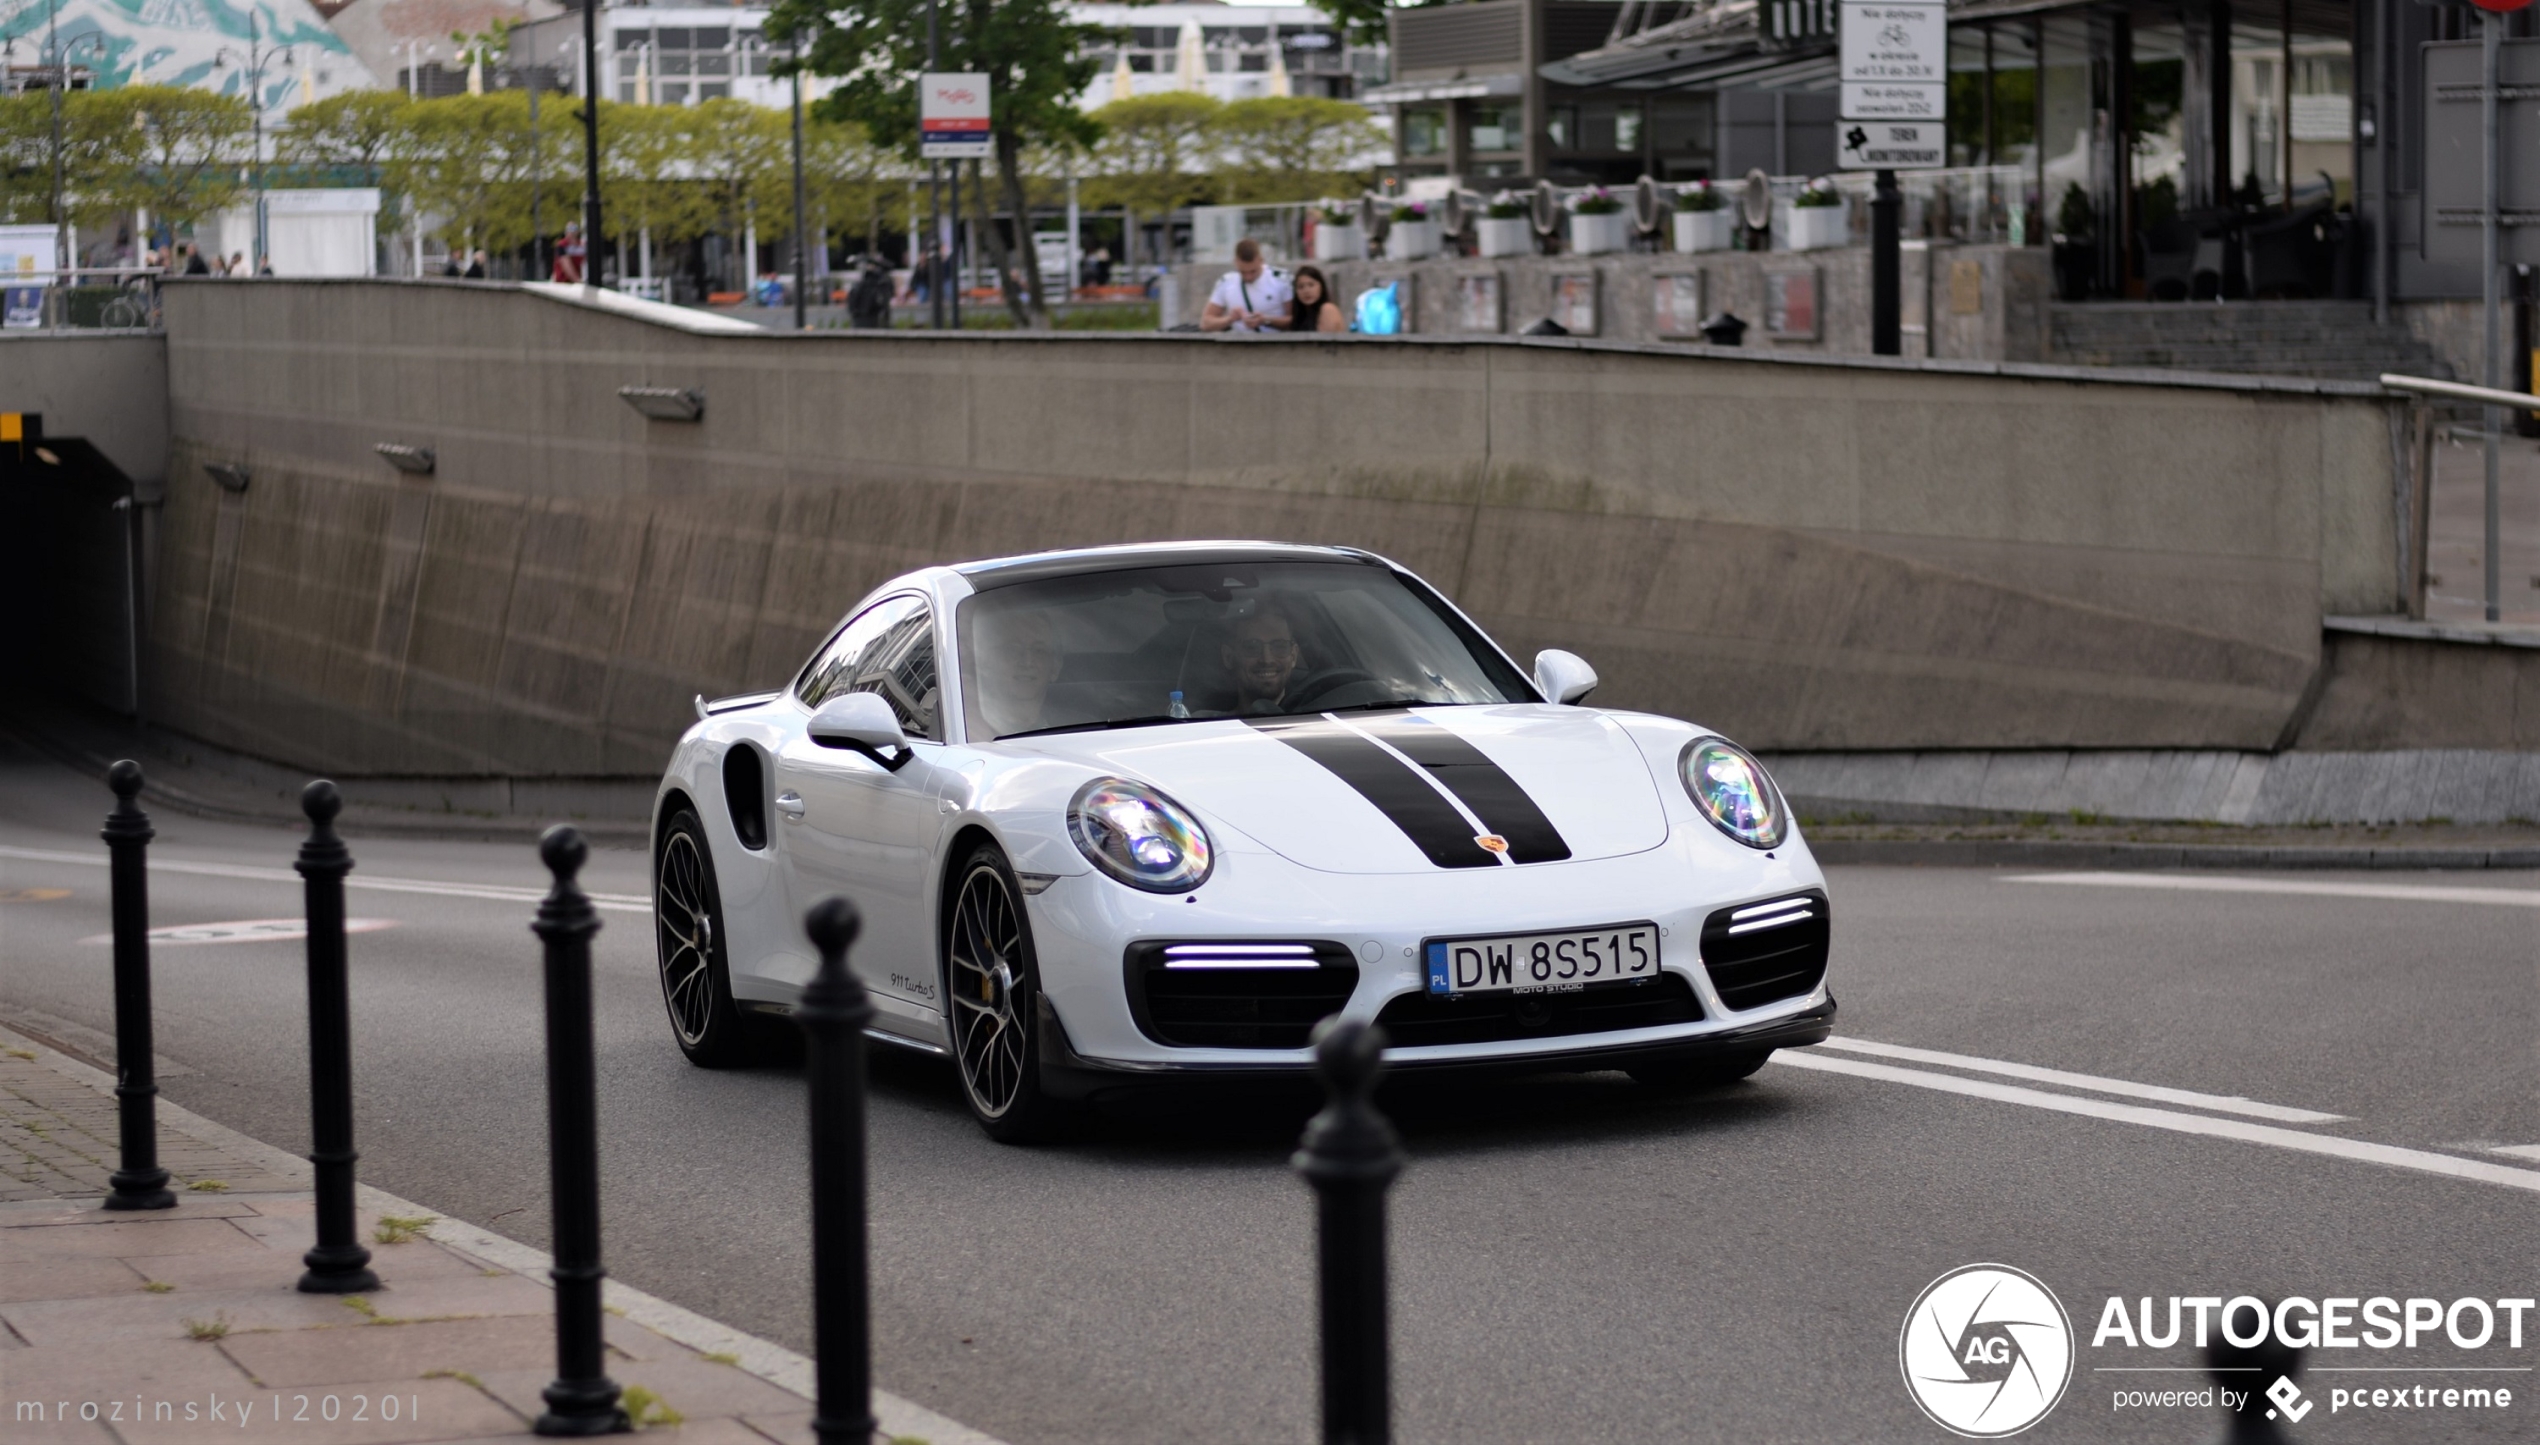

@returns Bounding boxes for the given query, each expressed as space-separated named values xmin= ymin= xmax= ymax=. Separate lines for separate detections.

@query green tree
xmin=100 ymin=86 xmax=251 ymax=241
xmin=686 ymin=97 xmax=790 ymax=287
xmin=1210 ymin=96 xmax=1381 ymax=202
xmin=769 ymin=0 xmax=1105 ymax=326
xmin=400 ymin=92 xmax=550 ymax=257
xmin=801 ymin=116 xmax=903 ymax=259
xmin=280 ymin=90 xmax=411 ymax=173
xmin=1082 ymin=91 xmax=1218 ymax=217
xmin=607 ymin=103 xmax=712 ymax=262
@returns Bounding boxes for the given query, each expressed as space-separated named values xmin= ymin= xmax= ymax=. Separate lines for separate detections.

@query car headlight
xmin=1678 ymin=737 xmax=1788 ymax=850
xmin=1067 ymin=778 xmax=1214 ymax=892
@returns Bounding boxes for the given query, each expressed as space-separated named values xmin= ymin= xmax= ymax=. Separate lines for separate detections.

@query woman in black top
xmin=1285 ymin=265 xmax=1345 ymax=333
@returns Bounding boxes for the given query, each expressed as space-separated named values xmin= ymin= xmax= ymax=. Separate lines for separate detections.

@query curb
xmin=1812 ymin=839 xmax=2540 ymax=870
xmin=0 ymin=1020 xmax=1008 ymax=1445
xmin=0 ymin=717 xmax=651 ymax=845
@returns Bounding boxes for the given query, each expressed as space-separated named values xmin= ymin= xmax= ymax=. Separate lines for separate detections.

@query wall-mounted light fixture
xmin=617 ymin=386 xmax=705 ymax=422
xmin=204 ymin=461 xmax=251 ymax=492
xmin=375 ymin=443 xmax=436 ymax=475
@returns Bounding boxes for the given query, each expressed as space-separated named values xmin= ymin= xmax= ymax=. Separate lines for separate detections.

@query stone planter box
xmin=1785 ymin=205 xmax=1850 ymax=252
xmin=1313 ymin=224 xmax=1366 ymax=262
xmin=1673 ymin=209 xmax=1732 ymax=253
xmin=1387 ymin=219 xmax=1440 ymax=260
xmin=1569 ymin=210 xmax=1630 ymax=256
xmin=1475 ymin=217 xmax=1533 ymax=258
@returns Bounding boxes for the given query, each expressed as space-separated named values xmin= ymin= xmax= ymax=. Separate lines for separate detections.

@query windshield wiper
xmin=1002 ymin=713 xmax=1201 ymax=739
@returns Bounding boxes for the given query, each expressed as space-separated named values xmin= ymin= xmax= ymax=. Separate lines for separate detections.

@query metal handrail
xmin=2380 ymin=372 xmax=2540 ymax=411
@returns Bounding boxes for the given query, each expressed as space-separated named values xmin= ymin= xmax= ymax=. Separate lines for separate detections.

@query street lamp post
xmin=43 ymin=20 xmax=108 ymax=322
xmin=214 ymin=12 xmax=293 ymax=274
xmin=578 ymin=0 xmax=603 ymax=287
xmin=789 ymin=35 xmax=809 ymax=331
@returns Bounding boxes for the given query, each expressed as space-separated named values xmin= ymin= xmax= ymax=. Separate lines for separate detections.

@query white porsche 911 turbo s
xmin=652 ymin=541 xmax=1833 ymax=1140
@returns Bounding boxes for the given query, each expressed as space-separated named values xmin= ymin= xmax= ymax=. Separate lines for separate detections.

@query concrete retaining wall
xmin=148 ymin=278 xmax=2407 ymax=777
xmin=0 ymin=332 xmax=169 ymax=491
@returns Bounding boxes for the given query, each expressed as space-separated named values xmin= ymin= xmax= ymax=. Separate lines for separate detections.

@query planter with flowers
xmin=1672 ymin=181 xmax=1731 ymax=253
xmin=1387 ymin=202 xmax=1440 ymax=260
xmin=1476 ymin=193 xmax=1533 ymax=258
xmin=1568 ymin=187 xmax=1629 ymax=255
xmin=1313 ymin=205 xmax=1365 ymax=262
xmin=1785 ymin=179 xmax=1849 ymax=251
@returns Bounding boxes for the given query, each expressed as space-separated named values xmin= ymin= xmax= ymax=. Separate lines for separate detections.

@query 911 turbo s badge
xmin=1245 ymin=714 xmax=1573 ymax=868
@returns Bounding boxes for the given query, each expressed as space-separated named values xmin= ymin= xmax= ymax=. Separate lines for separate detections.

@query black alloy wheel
xmin=944 ymin=842 xmax=1065 ymax=1143
xmin=655 ymin=809 xmax=752 ymax=1068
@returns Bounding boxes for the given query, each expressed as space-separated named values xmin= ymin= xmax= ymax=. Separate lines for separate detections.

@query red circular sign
xmin=2472 ymin=0 xmax=2534 ymax=16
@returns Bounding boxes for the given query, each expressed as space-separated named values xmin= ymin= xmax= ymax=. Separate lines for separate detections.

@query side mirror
xmin=1533 ymin=649 xmax=1598 ymax=706
xmin=807 ymin=692 xmax=913 ymax=769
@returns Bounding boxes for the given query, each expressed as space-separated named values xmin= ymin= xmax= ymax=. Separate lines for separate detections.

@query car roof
xmin=953 ymin=541 xmax=1383 ymax=591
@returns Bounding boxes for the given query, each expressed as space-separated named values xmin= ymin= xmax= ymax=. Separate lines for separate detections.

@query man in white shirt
xmin=1199 ymin=238 xmax=1292 ymax=333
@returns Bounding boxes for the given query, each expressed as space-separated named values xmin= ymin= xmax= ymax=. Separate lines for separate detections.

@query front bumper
xmin=1034 ymin=992 xmax=1837 ymax=1103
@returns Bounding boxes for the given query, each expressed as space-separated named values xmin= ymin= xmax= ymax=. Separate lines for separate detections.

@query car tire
xmin=943 ymin=841 xmax=1066 ymax=1144
xmin=655 ymin=808 xmax=754 ymax=1069
xmin=1627 ymin=1050 xmax=1771 ymax=1092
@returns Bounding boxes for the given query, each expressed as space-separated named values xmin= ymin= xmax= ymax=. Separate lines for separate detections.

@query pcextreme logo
xmin=1900 ymin=1264 xmax=2076 ymax=1437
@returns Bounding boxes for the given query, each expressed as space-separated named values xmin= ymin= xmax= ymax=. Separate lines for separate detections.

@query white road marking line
xmin=77 ymin=918 xmax=400 ymax=947
xmin=1773 ymin=1051 xmax=2540 ymax=1195
xmin=1819 ymin=1036 xmax=2346 ymax=1124
xmin=2490 ymin=1145 xmax=2540 ymax=1163
xmin=2004 ymin=871 xmax=2540 ymax=908
xmin=0 ymin=844 xmax=652 ymax=914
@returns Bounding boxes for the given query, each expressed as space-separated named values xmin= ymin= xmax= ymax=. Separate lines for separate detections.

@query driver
xmin=973 ymin=606 xmax=1062 ymax=734
xmin=1222 ymin=607 xmax=1303 ymax=715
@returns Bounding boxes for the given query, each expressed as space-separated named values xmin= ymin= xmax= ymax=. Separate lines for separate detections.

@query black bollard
xmin=100 ymin=761 xmax=173 ymax=1212
xmin=798 ymin=897 xmax=876 ymax=1445
xmin=532 ymin=826 xmax=630 ymax=1437
xmin=296 ymin=781 xmax=379 ymax=1293
xmin=1293 ymin=1018 xmax=1404 ymax=1445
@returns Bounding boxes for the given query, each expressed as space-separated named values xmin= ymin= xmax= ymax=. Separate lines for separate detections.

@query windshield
xmin=955 ymin=560 xmax=1534 ymax=741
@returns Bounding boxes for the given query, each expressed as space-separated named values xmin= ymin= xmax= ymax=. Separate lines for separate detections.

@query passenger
xmin=974 ymin=607 xmax=1062 ymax=735
xmin=1222 ymin=607 xmax=1303 ymax=714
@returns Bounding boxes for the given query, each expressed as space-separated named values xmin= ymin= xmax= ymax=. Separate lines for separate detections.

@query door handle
xmin=775 ymin=790 xmax=806 ymax=821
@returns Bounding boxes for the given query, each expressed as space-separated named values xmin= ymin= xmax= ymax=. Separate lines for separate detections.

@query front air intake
xmin=1124 ymin=940 xmax=1359 ymax=1049
xmin=1699 ymin=890 xmax=1830 ymax=1011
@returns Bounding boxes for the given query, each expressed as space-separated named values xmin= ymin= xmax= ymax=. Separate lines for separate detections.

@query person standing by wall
xmin=1199 ymin=238 xmax=1290 ymax=333
xmin=1285 ymin=266 xmax=1346 ymax=334
xmin=847 ymin=258 xmax=894 ymax=329
xmin=553 ymin=222 xmax=586 ymax=284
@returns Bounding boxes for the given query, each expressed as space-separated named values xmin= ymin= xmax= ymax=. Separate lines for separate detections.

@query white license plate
xmin=1424 ymin=923 xmax=1660 ymax=997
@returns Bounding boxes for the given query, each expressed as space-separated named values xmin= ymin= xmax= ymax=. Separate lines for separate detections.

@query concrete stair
xmin=2047 ymin=300 xmax=2455 ymax=382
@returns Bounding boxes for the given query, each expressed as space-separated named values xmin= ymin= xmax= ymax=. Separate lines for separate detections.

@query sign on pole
xmin=1838 ymin=121 xmax=1945 ymax=169
xmin=1839 ymin=0 xmax=1945 ymax=115
xmin=920 ymin=73 xmax=991 ymax=159
xmin=1838 ymin=0 xmax=1946 ymax=163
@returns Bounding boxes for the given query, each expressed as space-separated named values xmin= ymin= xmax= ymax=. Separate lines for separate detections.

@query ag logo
xmin=1899 ymin=1264 xmax=2074 ymax=1437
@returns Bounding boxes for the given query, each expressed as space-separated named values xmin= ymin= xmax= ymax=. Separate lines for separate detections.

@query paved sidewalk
xmin=0 ymin=1028 xmax=996 ymax=1445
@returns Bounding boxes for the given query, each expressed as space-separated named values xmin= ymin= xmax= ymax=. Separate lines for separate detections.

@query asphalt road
xmin=2 ymin=739 xmax=2533 ymax=1444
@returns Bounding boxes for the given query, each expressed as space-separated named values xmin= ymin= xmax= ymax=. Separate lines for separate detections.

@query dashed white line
xmin=1773 ymin=1051 xmax=2540 ymax=1195
xmin=2003 ymin=871 xmax=2540 ymax=908
xmin=1818 ymin=1036 xmax=2346 ymax=1124
xmin=0 ymin=844 xmax=652 ymax=914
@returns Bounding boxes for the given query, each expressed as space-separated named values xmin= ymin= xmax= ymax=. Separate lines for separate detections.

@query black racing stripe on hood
xmin=1354 ymin=714 xmax=1573 ymax=864
xmin=1246 ymin=718 xmax=1498 ymax=869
